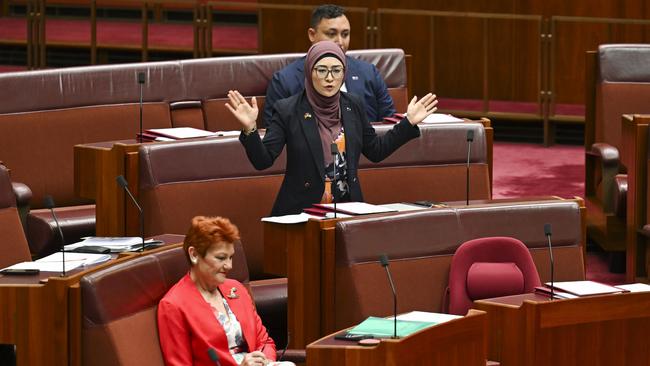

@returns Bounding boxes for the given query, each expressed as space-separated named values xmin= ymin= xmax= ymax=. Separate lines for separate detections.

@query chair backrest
xmin=587 ymin=44 xmax=650 ymax=151
xmin=80 ymin=242 xmax=249 ymax=366
xmin=138 ymin=123 xmax=490 ymax=280
xmin=332 ymin=199 xmax=583 ymax=329
xmin=448 ymin=236 xmax=542 ymax=316
xmin=0 ymin=163 xmax=32 ymax=268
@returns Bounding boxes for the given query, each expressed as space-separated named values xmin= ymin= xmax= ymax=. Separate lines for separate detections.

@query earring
xmin=191 ymin=258 xmax=197 ymax=264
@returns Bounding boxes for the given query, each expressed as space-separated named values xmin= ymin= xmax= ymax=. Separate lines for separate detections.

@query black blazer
xmin=240 ymin=91 xmax=420 ymax=216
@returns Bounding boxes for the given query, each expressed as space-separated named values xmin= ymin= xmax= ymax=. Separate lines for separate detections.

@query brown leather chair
xmin=0 ymin=162 xmax=32 ymax=268
xmin=585 ymin=44 xmax=650 ymax=253
xmin=80 ymin=242 xmax=299 ymax=365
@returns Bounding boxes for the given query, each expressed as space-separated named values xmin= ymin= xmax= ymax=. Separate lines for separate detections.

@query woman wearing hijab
xmin=226 ymin=41 xmax=437 ymax=216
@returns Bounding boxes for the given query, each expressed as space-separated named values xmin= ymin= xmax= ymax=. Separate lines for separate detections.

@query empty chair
xmin=447 ymin=237 xmax=541 ymax=316
xmin=584 ymin=44 xmax=650 ymax=254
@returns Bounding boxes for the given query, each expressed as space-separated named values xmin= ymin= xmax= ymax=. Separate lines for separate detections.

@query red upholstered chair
xmin=447 ymin=237 xmax=541 ymax=316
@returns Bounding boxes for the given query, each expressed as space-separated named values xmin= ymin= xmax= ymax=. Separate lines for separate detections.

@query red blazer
xmin=158 ymin=274 xmax=276 ymax=366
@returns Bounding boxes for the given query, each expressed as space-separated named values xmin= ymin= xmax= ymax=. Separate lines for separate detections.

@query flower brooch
xmin=227 ymin=287 xmax=239 ymax=299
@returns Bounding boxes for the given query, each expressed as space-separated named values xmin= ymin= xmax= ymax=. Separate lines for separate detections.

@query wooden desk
xmin=263 ymin=197 xmax=585 ymax=349
xmin=74 ymin=139 xmax=142 ymax=236
xmin=474 ymin=291 xmax=650 ymax=366
xmin=74 ymin=121 xmax=493 ymax=238
xmin=0 ymin=234 xmax=183 ymax=366
xmin=621 ymin=114 xmax=650 ymax=281
xmin=306 ymin=309 xmax=488 ymax=366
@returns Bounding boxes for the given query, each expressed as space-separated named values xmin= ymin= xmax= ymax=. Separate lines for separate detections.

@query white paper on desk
xmin=261 ymin=213 xmax=315 ymax=224
xmin=65 ymin=237 xmax=145 ymax=252
xmin=395 ymin=311 xmax=461 ymax=324
xmin=545 ymin=280 xmax=624 ymax=296
xmin=317 ymin=202 xmax=396 ymax=215
xmin=615 ymin=283 xmax=650 ymax=292
xmin=7 ymin=260 xmax=84 ymax=272
xmin=215 ymin=130 xmax=241 ymax=137
xmin=147 ymin=127 xmax=216 ymax=139
xmin=4 ymin=252 xmax=111 ymax=272
xmin=421 ymin=113 xmax=464 ymax=124
xmin=379 ymin=203 xmax=428 ymax=212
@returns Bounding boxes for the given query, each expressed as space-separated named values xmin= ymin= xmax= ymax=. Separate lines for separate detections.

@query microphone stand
xmin=380 ymin=254 xmax=398 ymax=339
xmin=544 ymin=223 xmax=555 ymax=300
xmin=137 ymin=72 xmax=145 ymax=143
xmin=116 ymin=175 xmax=145 ymax=252
xmin=44 ymin=195 xmax=66 ymax=276
xmin=466 ymin=130 xmax=474 ymax=206
xmin=331 ymin=143 xmax=339 ymax=219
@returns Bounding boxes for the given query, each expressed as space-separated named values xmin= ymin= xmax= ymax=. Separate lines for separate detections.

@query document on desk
xmin=395 ymin=311 xmax=461 ymax=324
xmin=347 ymin=316 xmax=435 ymax=338
xmin=64 ymin=237 xmax=152 ymax=253
xmin=3 ymin=252 xmax=111 ymax=272
xmin=314 ymin=202 xmax=397 ymax=215
xmin=543 ymin=280 xmax=625 ymax=296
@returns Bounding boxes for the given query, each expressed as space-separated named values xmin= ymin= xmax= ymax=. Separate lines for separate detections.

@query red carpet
xmin=492 ymin=142 xmax=584 ymax=199
xmin=491 ymin=141 xmax=628 ymax=285
xmin=0 ymin=17 xmax=257 ymax=51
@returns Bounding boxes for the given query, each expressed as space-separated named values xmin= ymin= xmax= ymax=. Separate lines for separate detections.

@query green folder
xmin=347 ymin=316 xmax=436 ymax=338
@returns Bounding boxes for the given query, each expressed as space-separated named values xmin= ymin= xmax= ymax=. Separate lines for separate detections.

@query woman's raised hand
xmin=406 ymin=93 xmax=438 ymax=126
xmin=225 ymin=90 xmax=258 ymax=132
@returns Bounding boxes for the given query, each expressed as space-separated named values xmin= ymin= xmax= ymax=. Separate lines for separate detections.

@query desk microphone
xmin=43 ymin=195 xmax=66 ymax=276
xmin=544 ymin=223 xmax=555 ymax=300
xmin=137 ymin=71 xmax=146 ymax=143
xmin=207 ymin=348 xmax=222 ymax=366
xmin=379 ymin=254 xmax=398 ymax=339
xmin=331 ymin=143 xmax=339 ymax=219
xmin=466 ymin=129 xmax=474 ymax=206
xmin=116 ymin=175 xmax=145 ymax=252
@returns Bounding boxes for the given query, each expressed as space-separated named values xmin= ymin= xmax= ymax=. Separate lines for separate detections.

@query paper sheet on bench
xmin=3 ymin=252 xmax=111 ymax=272
xmin=64 ymin=237 xmax=159 ymax=252
xmin=615 ymin=283 xmax=650 ymax=292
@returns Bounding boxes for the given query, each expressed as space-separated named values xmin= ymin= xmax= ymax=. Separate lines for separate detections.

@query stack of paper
xmin=311 ymin=202 xmax=397 ymax=216
xmin=64 ymin=237 xmax=158 ymax=253
xmin=3 ymin=252 xmax=111 ymax=272
xmin=536 ymin=280 xmax=626 ymax=298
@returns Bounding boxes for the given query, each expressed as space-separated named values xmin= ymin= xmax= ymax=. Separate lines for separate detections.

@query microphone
xmin=379 ymin=254 xmax=398 ymax=339
xmin=207 ymin=348 xmax=221 ymax=366
xmin=544 ymin=223 xmax=555 ymax=300
xmin=116 ymin=175 xmax=145 ymax=252
xmin=278 ymin=331 xmax=290 ymax=361
xmin=137 ymin=71 xmax=146 ymax=143
xmin=466 ymin=129 xmax=474 ymax=206
xmin=331 ymin=143 xmax=339 ymax=219
xmin=43 ymin=195 xmax=67 ymax=276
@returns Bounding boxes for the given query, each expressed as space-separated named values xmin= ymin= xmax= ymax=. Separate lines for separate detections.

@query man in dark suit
xmin=262 ymin=4 xmax=396 ymax=126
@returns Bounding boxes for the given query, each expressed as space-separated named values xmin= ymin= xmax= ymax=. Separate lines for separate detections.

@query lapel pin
xmin=346 ymin=107 xmax=352 ymax=111
xmin=352 ymin=76 xmax=359 ymax=80
xmin=304 ymin=113 xmax=312 ymax=119
xmin=227 ymin=287 xmax=239 ymax=299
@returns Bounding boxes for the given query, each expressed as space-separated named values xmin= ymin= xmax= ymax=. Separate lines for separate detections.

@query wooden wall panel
xmin=258 ymin=6 xmax=368 ymax=54
xmin=258 ymin=0 xmax=650 ymax=126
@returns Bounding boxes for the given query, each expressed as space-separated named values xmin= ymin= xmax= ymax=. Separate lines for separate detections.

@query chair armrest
xmin=12 ymin=182 xmax=32 ymax=208
xmin=277 ymin=349 xmax=306 ymax=363
xmin=613 ymin=174 xmax=627 ymax=218
xmin=588 ymin=143 xmax=621 ymax=213
xmin=589 ymin=143 xmax=620 ymax=167
xmin=11 ymin=182 xmax=32 ymax=228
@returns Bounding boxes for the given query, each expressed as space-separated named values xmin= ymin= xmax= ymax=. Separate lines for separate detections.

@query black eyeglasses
xmin=313 ymin=66 xmax=345 ymax=80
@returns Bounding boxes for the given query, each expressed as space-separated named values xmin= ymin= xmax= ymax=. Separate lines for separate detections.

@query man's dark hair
xmin=310 ymin=4 xmax=346 ymax=29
